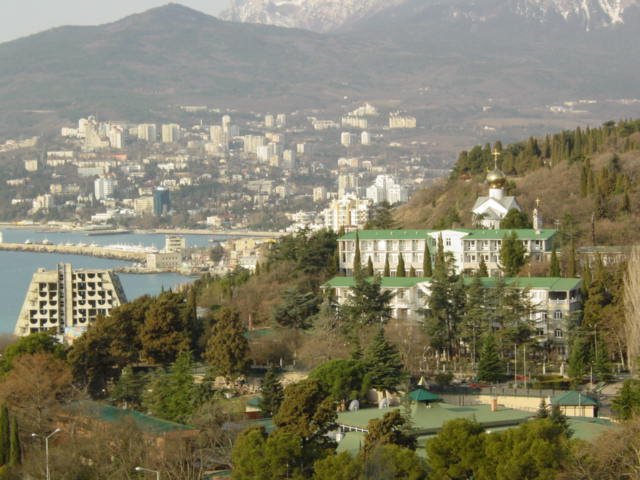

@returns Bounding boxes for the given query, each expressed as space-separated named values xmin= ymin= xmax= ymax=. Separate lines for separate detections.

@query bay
xmin=0 ymin=227 xmax=225 ymax=334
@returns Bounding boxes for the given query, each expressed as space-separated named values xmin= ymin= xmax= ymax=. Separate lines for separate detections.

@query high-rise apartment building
xmin=153 ymin=188 xmax=171 ymax=216
xmin=161 ymin=124 xmax=181 ymax=143
xmin=14 ymin=263 xmax=126 ymax=339
xmin=137 ymin=124 xmax=157 ymax=142
xmin=94 ymin=176 xmax=116 ymax=201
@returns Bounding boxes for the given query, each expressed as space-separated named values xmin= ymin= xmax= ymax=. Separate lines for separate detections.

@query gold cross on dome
xmin=492 ymin=148 xmax=500 ymax=169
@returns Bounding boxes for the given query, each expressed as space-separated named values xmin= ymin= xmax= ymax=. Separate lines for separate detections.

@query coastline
xmin=0 ymin=222 xmax=285 ymax=239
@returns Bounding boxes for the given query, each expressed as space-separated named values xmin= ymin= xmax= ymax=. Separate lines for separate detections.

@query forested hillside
xmin=396 ymin=119 xmax=640 ymax=246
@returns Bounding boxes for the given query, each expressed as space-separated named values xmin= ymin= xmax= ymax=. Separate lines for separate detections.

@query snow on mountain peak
xmin=220 ymin=0 xmax=640 ymax=32
xmin=220 ymin=0 xmax=405 ymax=32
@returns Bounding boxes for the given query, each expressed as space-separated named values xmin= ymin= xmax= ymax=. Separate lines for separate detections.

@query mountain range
xmin=0 ymin=2 xmax=639 ymax=149
xmin=223 ymin=0 xmax=640 ymax=31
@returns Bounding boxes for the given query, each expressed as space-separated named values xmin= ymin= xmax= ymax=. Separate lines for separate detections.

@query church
xmin=471 ymin=152 xmax=522 ymax=229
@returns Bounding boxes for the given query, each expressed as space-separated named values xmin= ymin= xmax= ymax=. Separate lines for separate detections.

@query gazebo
xmin=408 ymin=387 xmax=442 ymax=405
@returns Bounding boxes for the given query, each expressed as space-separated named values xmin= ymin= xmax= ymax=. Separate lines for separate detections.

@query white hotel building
xmin=338 ymin=228 xmax=557 ymax=277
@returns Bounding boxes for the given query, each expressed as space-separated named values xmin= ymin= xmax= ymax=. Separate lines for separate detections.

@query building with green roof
xmin=338 ymin=228 xmax=557 ymax=278
xmin=324 ymin=275 xmax=581 ymax=357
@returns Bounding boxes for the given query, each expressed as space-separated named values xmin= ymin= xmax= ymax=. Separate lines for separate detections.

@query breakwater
xmin=0 ymin=242 xmax=146 ymax=262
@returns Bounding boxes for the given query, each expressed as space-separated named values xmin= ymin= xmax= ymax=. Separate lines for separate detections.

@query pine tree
xmin=536 ymin=398 xmax=549 ymax=418
xmin=423 ymin=240 xmax=433 ymax=277
xmin=0 ymin=404 xmax=9 ymax=465
xmin=366 ymin=257 xmax=374 ymax=276
xmin=477 ymin=335 xmax=503 ymax=383
xmin=477 ymin=256 xmax=488 ymax=277
xmin=8 ymin=417 xmax=20 ymax=467
xmin=353 ymin=231 xmax=362 ymax=277
xmin=260 ymin=367 xmax=284 ymax=417
xmin=549 ymin=247 xmax=561 ymax=277
xmin=409 ymin=266 xmax=416 ymax=277
xmin=364 ymin=328 xmax=404 ymax=392
xmin=383 ymin=254 xmax=390 ymax=277
xmin=396 ymin=253 xmax=406 ymax=277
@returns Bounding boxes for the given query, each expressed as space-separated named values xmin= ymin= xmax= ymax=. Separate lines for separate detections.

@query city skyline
xmin=0 ymin=0 xmax=228 ymax=43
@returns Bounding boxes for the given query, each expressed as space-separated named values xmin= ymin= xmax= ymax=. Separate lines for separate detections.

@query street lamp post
xmin=31 ymin=428 xmax=61 ymax=480
xmin=135 ymin=466 xmax=160 ymax=480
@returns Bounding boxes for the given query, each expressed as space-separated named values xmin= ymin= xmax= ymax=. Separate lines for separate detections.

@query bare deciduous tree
xmin=624 ymin=246 xmax=640 ymax=374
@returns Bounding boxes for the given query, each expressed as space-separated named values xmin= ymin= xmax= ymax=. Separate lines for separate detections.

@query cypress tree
xmin=581 ymin=262 xmax=592 ymax=298
xmin=435 ymin=234 xmax=446 ymax=273
xmin=423 ymin=240 xmax=433 ymax=276
xmin=255 ymin=262 xmax=261 ymax=276
xmin=0 ymin=404 xmax=9 ymax=465
xmin=567 ymin=239 xmax=577 ymax=278
xmin=409 ymin=266 xmax=416 ymax=277
xmin=477 ymin=335 xmax=503 ymax=383
xmin=8 ymin=417 xmax=20 ymax=467
xmin=477 ymin=256 xmax=488 ymax=277
xmin=396 ymin=253 xmax=406 ymax=277
xmin=353 ymin=231 xmax=362 ymax=277
xmin=366 ymin=257 xmax=374 ymax=277
xmin=383 ymin=253 xmax=390 ymax=277
xmin=549 ymin=247 xmax=561 ymax=277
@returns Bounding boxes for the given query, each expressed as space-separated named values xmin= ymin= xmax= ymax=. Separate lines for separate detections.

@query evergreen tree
xmin=423 ymin=241 xmax=433 ymax=277
xmin=205 ymin=307 xmax=250 ymax=380
xmin=536 ymin=398 xmax=549 ymax=418
xmin=260 ymin=367 xmax=284 ymax=417
xmin=549 ymin=247 xmax=561 ymax=277
xmin=567 ymin=239 xmax=577 ymax=278
xmin=568 ymin=335 xmax=590 ymax=387
xmin=363 ymin=410 xmax=416 ymax=455
xmin=353 ymin=231 xmax=362 ymax=277
xmin=112 ymin=365 xmax=144 ymax=408
xmin=363 ymin=328 xmax=404 ymax=392
xmin=8 ymin=417 xmax=20 ymax=467
xmin=396 ymin=253 xmax=406 ymax=277
xmin=477 ymin=256 xmax=488 ymax=277
xmin=477 ymin=335 xmax=503 ymax=383
xmin=366 ymin=257 xmax=374 ymax=277
xmin=339 ymin=276 xmax=394 ymax=331
xmin=409 ymin=266 xmax=416 ymax=277
xmin=549 ymin=403 xmax=572 ymax=437
xmin=462 ymin=277 xmax=487 ymax=364
xmin=383 ymin=254 xmax=390 ymax=277
xmin=612 ymin=379 xmax=640 ymax=420
xmin=0 ymin=405 xmax=8 ymax=465
xmin=142 ymin=351 xmax=198 ymax=423
xmin=622 ymin=191 xmax=631 ymax=213
xmin=500 ymin=232 xmax=526 ymax=277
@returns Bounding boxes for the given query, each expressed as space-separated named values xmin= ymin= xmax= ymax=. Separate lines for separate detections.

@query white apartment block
xmin=342 ymin=116 xmax=368 ymax=129
xmin=14 ymin=263 xmax=126 ymax=340
xmin=365 ymin=175 xmax=408 ymax=205
xmin=389 ymin=114 xmax=417 ymax=129
xmin=94 ymin=176 xmax=116 ymax=201
xmin=137 ymin=124 xmax=157 ymax=142
xmin=324 ymin=276 xmax=581 ymax=357
xmin=338 ymin=228 xmax=557 ymax=277
xmin=243 ymin=135 xmax=266 ymax=154
xmin=161 ymin=124 xmax=181 ymax=143
xmin=323 ymin=194 xmax=373 ymax=232
xmin=341 ymin=132 xmax=356 ymax=147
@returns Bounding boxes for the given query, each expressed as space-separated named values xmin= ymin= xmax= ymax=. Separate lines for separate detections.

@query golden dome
xmin=486 ymin=169 xmax=506 ymax=188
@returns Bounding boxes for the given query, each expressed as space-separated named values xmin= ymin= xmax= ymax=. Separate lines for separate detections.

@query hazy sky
xmin=0 ymin=0 xmax=230 ymax=43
